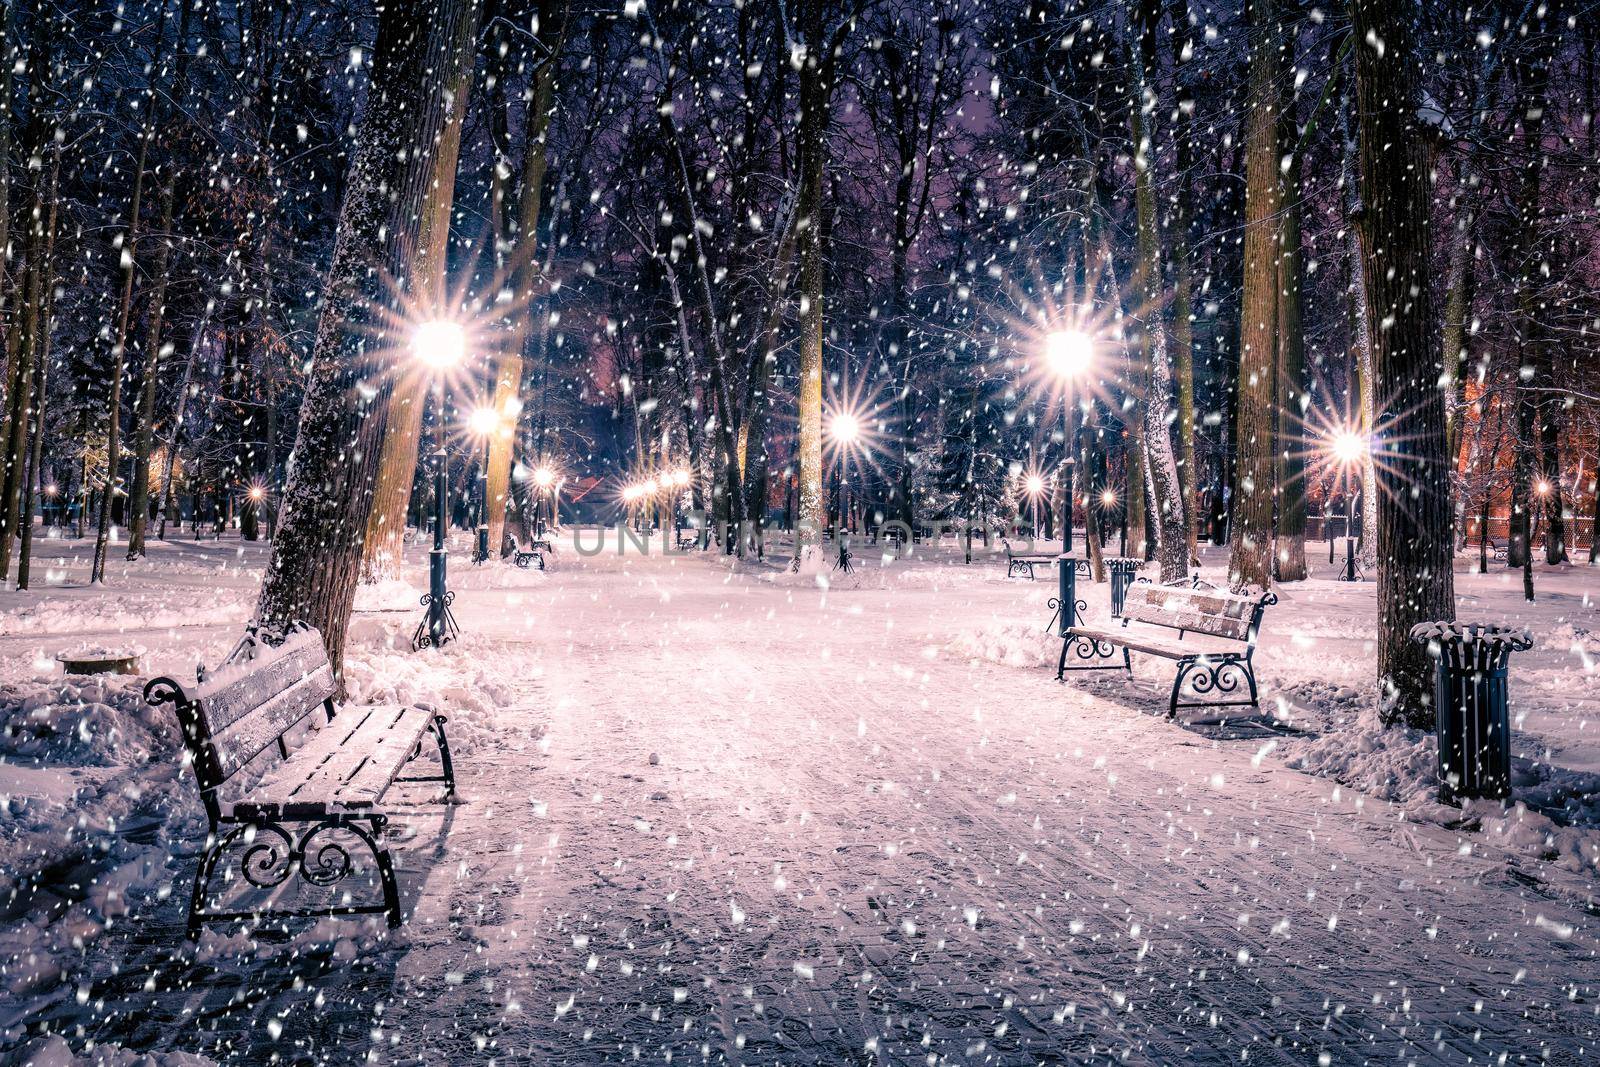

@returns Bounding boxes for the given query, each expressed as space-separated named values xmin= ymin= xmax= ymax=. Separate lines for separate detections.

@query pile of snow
xmin=352 ymin=577 xmax=424 ymax=612
xmin=1285 ymin=705 xmax=1443 ymax=809
xmin=0 ymin=676 xmax=165 ymax=766
xmin=947 ymin=621 xmax=1060 ymax=669
xmin=0 ymin=589 xmax=251 ymax=636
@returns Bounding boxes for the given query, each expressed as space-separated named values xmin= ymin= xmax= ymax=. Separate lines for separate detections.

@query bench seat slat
xmin=1069 ymin=625 xmax=1237 ymax=660
xmin=1121 ymin=584 xmax=1257 ymax=641
xmin=230 ymin=705 xmax=436 ymax=818
xmin=211 ymin=666 xmax=337 ymax=780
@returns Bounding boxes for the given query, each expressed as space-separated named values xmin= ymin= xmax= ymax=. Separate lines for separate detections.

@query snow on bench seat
xmin=230 ymin=704 xmax=438 ymax=819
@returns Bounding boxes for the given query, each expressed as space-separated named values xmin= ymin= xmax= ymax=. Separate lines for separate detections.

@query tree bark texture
xmin=258 ymin=0 xmax=485 ymax=673
xmin=1351 ymin=0 xmax=1455 ymax=727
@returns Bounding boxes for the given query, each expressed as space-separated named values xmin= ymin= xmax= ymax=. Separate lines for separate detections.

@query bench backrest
xmin=1121 ymin=581 xmax=1273 ymax=644
xmin=144 ymin=626 xmax=336 ymax=817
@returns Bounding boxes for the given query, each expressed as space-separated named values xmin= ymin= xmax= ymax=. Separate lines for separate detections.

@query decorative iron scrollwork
xmin=297 ymin=821 xmax=359 ymax=887
xmin=1044 ymin=595 xmax=1090 ymax=633
xmin=226 ymin=820 xmax=373 ymax=891
xmin=142 ymin=676 xmax=186 ymax=707
xmin=233 ymin=822 xmax=298 ymax=888
xmin=1068 ymin=633 xmax=1119 ymax=662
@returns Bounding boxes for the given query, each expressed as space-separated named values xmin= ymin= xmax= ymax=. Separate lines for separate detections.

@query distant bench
xmin=514 ymin=537 xmax=552 ymax=569
xmin=1002 ymin=539 xmax=1056 ymax=580
xmin=145 ymin=624 xmax=456 ymax=937
xmin=1058 ymin=577 xmax=1277 ymax=718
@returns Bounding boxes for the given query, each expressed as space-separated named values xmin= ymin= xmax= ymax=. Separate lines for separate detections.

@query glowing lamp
xmin=1044 ymin=329 xmax=1093 ymax=379
xmin=1024 ymin=474 xmax=1045 ymax=496
xmin=534 ymin=466 xmax=555 ymax=488
xmin=1330 ymin=431 xmax=1368 ymax=465
xmin=829 ymin=412 xmax=861 ymax=444
xmin=413 ymin=319 xmax=466 ymax=370
xmin=467 ymin=406 xmax=500 ymax=437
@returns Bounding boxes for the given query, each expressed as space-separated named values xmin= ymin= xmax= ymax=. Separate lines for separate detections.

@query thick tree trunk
xmin=359 ymin=0 xmax=483 ymax=581
xmin=258 ymin=0 xmax=486 ymax=673
xmin=1229 ymin=0 xmax=1280 ymax=589
xmin=1351 ymin=0 xmax=1455 ymax=727
xmin=793 ymin=28 xmax=830 ymax=565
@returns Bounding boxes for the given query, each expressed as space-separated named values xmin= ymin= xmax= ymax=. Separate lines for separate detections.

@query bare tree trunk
xmin=258 ymin=0 xmax=485 ymax=673
xmin=1274 ymin=154 xmax=1309 ymax=582
xmin=90 ymin=77 xmax=159 ymax=583
xmin=359 ymin=0 xmax=484 ymax=581
xmin=1229 ymin=0 xmax=1280 ymax=589
xmin=0 ymin=0 xmax=14 ymax=361
xmin=0 ymin=219 xmax=41 ymax=583
xmin=1165 ymin=0 xmax=1200 ymax=565
xmin=790 ymin=0 xmax=843 ymax=569
xmin=484 ymin=0 xmax=566 ymax=554
xmin=16 ymin=245 xmax=56 ymax=591
xmin=1351 ymin=0 xmax=1455 ymax=727
xmin=1128 ymin=0 xmax=1187 ymax=582
xmin=124 ymin=167 xmax=178 ymax=558
xmin=158 ymin=300 xmax=212 ymax=539
xmin=794 ymin=108 xmax=827 ymax=553
xmin=1440 ymin=219 xmax=1475 ymax=548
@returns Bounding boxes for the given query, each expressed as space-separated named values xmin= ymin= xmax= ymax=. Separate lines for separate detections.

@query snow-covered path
xmin=7 ymin=541 xmax=1598 ymax=1063
xmin=376 ymin=550 xmax=1596 ymax=1063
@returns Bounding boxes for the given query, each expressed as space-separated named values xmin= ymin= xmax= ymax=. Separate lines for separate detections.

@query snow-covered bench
xmin=512 ymin=537 xmax=550 ymax=569
xmin=1057 ymin=577 xmax=1277 ymax=718
xmin=1003 ymin=539 xmax=1056 ymax=580
xmin=144 ymin=624 xmax=455 ymax=938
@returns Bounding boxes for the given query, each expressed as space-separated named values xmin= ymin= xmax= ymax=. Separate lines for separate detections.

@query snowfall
xmin=0 ymin=527 xmax=1596 ymax=1065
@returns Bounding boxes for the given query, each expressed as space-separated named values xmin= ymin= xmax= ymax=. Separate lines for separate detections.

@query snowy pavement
xmin=2 ymin=533 xmax=1598 ymax=1064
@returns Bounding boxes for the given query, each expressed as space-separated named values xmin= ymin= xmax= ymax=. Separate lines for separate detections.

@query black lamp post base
xmin=412 ymin=589 xmax=461 ymax=651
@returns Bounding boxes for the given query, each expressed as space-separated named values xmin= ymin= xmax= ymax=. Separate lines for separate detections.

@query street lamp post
xmin=1329 ymin=429 xmax=1368 ymax=582
xmin=533 ymin=465 xmax=555 ymax=539
xmin=1024 ymin=474 xmax=1046 ymax=538
xmin=827 ymin=412 xmax=863 ymax=569
xmin=671 ymin=468 xmax=691 ymax=543
xmin=467 ymin=406 xmax=500 ymax=564
xmin=414 ymin=319 xmax=466 ymax=649
xmin=1044 ymin=329 xmax=1093 ymax=554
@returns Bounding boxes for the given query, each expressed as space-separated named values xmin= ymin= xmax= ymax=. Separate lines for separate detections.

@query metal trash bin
xmin=1103 ymin=558 xmax=1143 ymax=617
xmin=1410 ymin=622 xmax=1533 ymax=804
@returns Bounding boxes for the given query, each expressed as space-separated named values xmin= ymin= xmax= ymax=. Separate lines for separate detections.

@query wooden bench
xmin=1002 ymin=538 xmax=1056 ymax=580
xmin=1057 ymin=577 xmax=1277 ymax=718
xmin=144 ymin=624 xmax=456 ymax=938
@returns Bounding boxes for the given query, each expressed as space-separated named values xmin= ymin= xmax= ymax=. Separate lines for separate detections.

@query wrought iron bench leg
xmin=1057 ymin=636 xmax=1131 ymax=680
xmin=1168 ymin=657 xmax=1260 ymax=719
xmin=399 ymin=714 xmax=457 ymax=798
xmin=368 ymin=816 xmax=402 ymax=928
xmin=184 ymin=817 xmax=405 ymax=938
xmin=187 ymin=831 xmax=228 ymax=940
